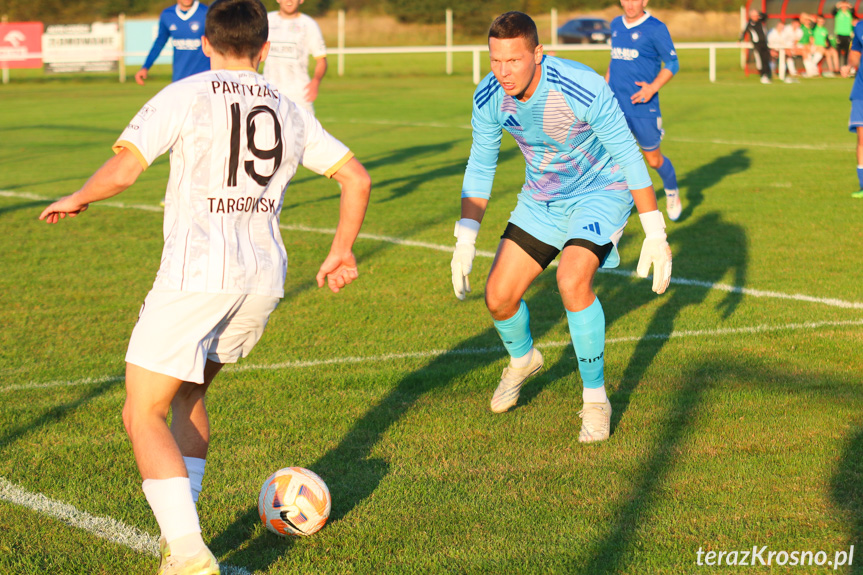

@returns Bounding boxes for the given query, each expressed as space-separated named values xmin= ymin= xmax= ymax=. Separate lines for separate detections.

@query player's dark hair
xmin=488 ymin=11 xmax=539 ymax=51
xmin=205 ymin=0 xmax=268 ymax=60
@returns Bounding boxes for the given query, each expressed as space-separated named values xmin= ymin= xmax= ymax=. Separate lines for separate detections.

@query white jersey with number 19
xmin=115 ymin=68 xmax=353 ymax=298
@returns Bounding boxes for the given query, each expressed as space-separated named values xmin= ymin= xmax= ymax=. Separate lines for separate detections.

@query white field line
xmin=19 ymin=190 xmax=863 ymax=309
xmin=0 ymin=477 xmax=252 ymax=575
xmin=5 ymin=319 xmax=863 ymax=393
xmin=319 ymin=119 xmax=853 ymax=151
xmin=8 ymin=188 xmax=863 ymax=308
xmin=280 ymin=224 xmax=863 ymax=310
xmin=232 ymin=318 xmax=863 ymax=371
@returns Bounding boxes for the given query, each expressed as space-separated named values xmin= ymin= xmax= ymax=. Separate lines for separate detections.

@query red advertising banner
xmin=0 ymin=22 xmax=44 ymax=68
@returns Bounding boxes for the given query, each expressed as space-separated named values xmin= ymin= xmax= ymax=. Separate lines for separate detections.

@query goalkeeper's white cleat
xmin=490 ymin=348 xmax=543 ymax=413
xmin=578 ymin=399 xmax=612 ymax=443
xmin=665 ymin=190 xmax=682 ymax=221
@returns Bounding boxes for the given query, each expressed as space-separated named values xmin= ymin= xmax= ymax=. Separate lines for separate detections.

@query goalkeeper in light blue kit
xmin=450 ymin=11 xmax=672 ymax=443
xmin=607 ymin=0 xmax=682 ymax=220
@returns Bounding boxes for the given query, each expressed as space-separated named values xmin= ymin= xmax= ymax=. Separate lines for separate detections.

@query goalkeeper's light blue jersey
xmin=463 ymin=54 xmax=651 ymax=203
xmin=608 ymin=13 xmax=678 ymax=119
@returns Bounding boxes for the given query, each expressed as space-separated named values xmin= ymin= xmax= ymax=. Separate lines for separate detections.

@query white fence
xmin=1 ymin=6 xmax=749 ymax=85
xmin=329 ymin=42 xmax=747 ymax=85
xmin=1 ymin=41 xmax=751 ymax=85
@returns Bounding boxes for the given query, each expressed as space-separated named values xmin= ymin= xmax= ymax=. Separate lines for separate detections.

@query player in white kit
xmin=39 ymin=0 xmax=371 ymax=572
xmin=263 ymin=0 xmax=327 ymax=113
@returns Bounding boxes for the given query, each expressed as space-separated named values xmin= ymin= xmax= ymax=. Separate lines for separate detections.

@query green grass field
xmin=1 ymin=49 xmax=862 ymax=574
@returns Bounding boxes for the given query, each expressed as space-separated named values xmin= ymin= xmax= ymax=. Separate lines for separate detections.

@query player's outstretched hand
xmin=636 ymin=237 xmax=672 ymax=294
xmin=38 ymin=194 xmax=89 ymax=224
xmin=451 ymin=243 xmax=475 ymax=300
xmin=134 ymin=68 xmax=148 ymax=86
xmin=316 ymin=251 xmax=359 ymax=293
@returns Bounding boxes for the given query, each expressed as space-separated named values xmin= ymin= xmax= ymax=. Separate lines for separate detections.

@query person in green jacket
xmin=814 ymin=15 xmax=840 ymax=76
xmin=834 ymin=0 xmax=855 ymax=66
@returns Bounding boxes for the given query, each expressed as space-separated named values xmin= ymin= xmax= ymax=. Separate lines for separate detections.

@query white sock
xmin=510 ymin=348 xmax=534 ymax=369
xmin=583 ymin=386 xmax=608 ymax=404
xmin=665 ymin=188 xmax=678 ymax=197
xmin=142 ymin=477 xmax=205 ymax=555
xmin=183 ymin=457 xmax=206 ymax=504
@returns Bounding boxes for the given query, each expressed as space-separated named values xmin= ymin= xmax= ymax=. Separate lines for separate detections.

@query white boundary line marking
xmin=280 ymin=223 xmax=863 ymax=310
xmin=8 ymin=190 xmax=863 ymax=309
xmin=0 ymin=476 xmax=253 ymax=575
xmin=232 ymin=318 xmax=863 ymax=370
xmin=16 ymin=190 xmax=863 ymax=309
xmin=5 ymin=319 xmax=863 ymax=393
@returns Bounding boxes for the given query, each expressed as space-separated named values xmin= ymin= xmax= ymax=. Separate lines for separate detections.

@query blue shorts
xmin=508 ymin=188 xmax=634 ymax=269
xmin=625 ymin=116 xmax=664 ymax=151
xmin=849 ymin=100 xmax=863 ymax=132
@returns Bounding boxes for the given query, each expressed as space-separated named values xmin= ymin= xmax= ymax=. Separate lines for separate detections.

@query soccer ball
xmin=258 ymin=467 xmax=332 ymax=536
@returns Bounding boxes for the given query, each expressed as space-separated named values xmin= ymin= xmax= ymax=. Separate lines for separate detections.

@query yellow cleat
xmin=159 ymin=537 xmax=170 ymax=572
xmin=157 ymin=545 xmax=219 ymax=575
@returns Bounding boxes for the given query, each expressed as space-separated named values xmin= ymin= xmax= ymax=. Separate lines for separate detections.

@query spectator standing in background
xmin=834 ymin=0 xmax=854 ymax=67
xmin=741 ymin=9 xmax=772 ymax=83
xmin=841 ymin=18 xmax=863 ymax=198
xmin=263 ymin=0 xmax=328 ymax=114
xmin=135 ymin=0 xmax=210 ymax=85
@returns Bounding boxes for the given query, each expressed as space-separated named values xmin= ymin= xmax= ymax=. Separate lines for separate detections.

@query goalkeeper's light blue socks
xmin=566 ymin=297 xmax=608 ymax=404
xmin=656 ymin=155 xmax=679 ymax=192
xmin=856 ymin=166 xmax=863 ymax=190
xmin=493 ymin=299 xmax=534 ymax=363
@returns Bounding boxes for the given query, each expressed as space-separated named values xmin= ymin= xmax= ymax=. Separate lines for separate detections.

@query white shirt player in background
xmin=263 ymin=0 xmax=328 ymax=113
xmin=39 ymin=0 xmax=370 ymax=572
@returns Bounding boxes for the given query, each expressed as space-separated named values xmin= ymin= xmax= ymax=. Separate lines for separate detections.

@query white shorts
xmin=126 ymin=290 xmax=280 ymax=384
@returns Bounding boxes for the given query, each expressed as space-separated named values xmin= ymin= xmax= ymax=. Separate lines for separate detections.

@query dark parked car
xmin=557 ymin=18 xmax=612 ymax=44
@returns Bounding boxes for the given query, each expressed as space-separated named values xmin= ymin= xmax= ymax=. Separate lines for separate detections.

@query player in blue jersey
xmin=841 ymin=19 xmax=863 ymax=198
xmin=451 ymin=11 xmax=672 ymax=443
xmin=135 ymin=0 xmax=210 ymax=85
xmin=606 ymin=0 xmax=682 ymax=221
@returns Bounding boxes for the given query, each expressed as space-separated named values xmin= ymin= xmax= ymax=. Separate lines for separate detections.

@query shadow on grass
xmin=502 ymin=208 xmax=749 ymax=573
xmin=676 ymin=148 xmax=750 ymax=223
xmin=521 ymin=209 xmax=748 ymax=416
xmin=567 ymin=358 xmax=863 ymax=574
xmin=610 ymin=210 xmax=748 ymax=427
xmin=832 ymin=425 xmax=863 ymax=575
xmin=0 ymin=377 xmax=121 ymax=456
xmin=210 ymin=274 xmax=562 ymax=571
xmin=0 ymin=201 xmax=49 ymax=218
xmin=365 ymin=143 xmax=520 ymax=204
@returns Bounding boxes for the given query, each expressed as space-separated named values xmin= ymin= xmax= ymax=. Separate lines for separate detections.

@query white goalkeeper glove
xmin=636 ymin=210 xmax=672 ymax=295
xmin=451 ymin=218 xmax=480 ymax=301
